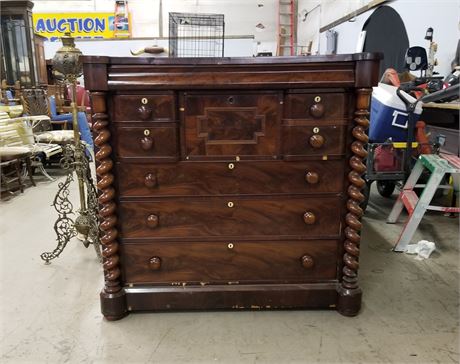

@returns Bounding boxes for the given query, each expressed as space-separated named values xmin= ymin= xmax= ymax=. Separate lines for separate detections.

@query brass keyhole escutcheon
xmin=314 ymin=96 xmax=321 ymax=103
xmin=227 ymin=201 xmax=234 ymax=208
xmin=227 ymin=243 xmax=234 ymax=249
xmin=235 ymin=156 xmax=240 ymax=161
xmin=228 ymin=163 xmax=235 ymax=170
xmin=313 ymin=127 xmax=320 ymax=134
xmin=144 ymin=129 xmax=150 ymax=136
xmin=141 ymin=97 xmax=148 ymax=104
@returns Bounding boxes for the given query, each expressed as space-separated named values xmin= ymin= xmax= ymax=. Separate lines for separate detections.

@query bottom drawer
xmin=121 ymin=241 xmax=339 ymax=285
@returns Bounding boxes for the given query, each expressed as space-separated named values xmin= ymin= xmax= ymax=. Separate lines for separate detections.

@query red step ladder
xmin=387 ymin=153 xmax=460 ymax=252
xmin=277 ymin=0 xmax=295 ymax=56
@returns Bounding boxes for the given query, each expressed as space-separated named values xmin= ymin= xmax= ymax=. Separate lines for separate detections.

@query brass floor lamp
xmin=41 ymin=33 xmax=101 ymax=264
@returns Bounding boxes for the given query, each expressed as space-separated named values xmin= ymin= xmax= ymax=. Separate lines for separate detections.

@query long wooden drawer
xmin=112 ymin=93 xmax=175 ymax=122
xmin=284 ymin=92 xmax=349 ymax=120
xmin=282 ymin=121 xmax=347 ymax=159
xmin=182 ymin=92 xmax=281 ymax=159
xmin=113 ymin=125 xmax=179 ymax=161
xmin=115 ymin=160 xmax=345 ymax=197
xmin=121 ymin=240 xmax=339 ymax=284
xmin=118 ymin=196 xmax=342 ymax=240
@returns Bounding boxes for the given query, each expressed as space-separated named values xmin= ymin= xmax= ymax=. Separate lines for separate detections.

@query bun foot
xmin=100 ymin=289 xmax=128 ymax=321
xmin=337 ymin=286 xmax=362 ymax=317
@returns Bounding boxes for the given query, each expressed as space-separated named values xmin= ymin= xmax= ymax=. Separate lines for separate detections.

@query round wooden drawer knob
xmin=301 ymin=254 xmax=315 ymax=269
xmin=146 ymin=214 xmax=159 ymax=228
xmin=309 ymin=134 xmax=324 ymax=149
xmin=140 ymin=136 xmax=154 ymax=150
xmin=305 ymin=171 xmax=319 ymax=184
xmin=144 ymin=173 xmax=157 ymax=188
xmin=138 ymin=105 xmax=152 ymax=120
xmin=148 ymin=256 xmax=161 ymax=270
xmin=309 ymin=103 xmax=325 ymax=118
xmin=303 ymin=211 xmax=316 ymax=225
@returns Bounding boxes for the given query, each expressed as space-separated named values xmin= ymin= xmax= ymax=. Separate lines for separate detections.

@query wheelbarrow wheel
xmin=376 ymin=180 xmax=396 ymax=198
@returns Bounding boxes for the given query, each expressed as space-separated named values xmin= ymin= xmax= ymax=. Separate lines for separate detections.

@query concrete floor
xmin=0 ymin=170 xmax=458 ymax=364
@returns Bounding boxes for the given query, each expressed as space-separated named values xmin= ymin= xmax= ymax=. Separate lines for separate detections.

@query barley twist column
xmin=92 ymin=91 xmax=127 ymax=320
xmin=337 ymin=88 xmax=371 ymax=316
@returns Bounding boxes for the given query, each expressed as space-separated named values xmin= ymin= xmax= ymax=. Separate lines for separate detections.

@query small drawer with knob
xmin=120 ymin=240 xmax=339 ymax=284
xmin=282 ymin=122 xmax=347 ymax=159
xmin=115 ymin=160 xmax=344 ymax=197
xmin=284 ymin=92 xmax=348 ymax=120
xmin=114 ymin=126 xmax=179 ymax=161
xmin=112 ymin=93 xmax=175 ymax=122
xmin=118 ymin=196 xmax=341 ymax=239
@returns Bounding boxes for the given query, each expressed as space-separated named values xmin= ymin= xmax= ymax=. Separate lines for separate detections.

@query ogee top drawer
xmin=112 ymin=93 xmax=175 ymax=122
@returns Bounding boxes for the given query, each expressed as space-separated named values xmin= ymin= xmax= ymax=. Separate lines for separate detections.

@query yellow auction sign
xmin=32 ymin=13 xmax=130 ymax=41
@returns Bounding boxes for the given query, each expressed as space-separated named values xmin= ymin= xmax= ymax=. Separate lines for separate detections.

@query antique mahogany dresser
xmin=83 ymin=54 xmax=380 ymax=320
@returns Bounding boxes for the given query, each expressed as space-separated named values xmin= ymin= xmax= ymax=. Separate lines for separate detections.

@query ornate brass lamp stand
xmin=41 ymin=33 xmax=101 ymax=264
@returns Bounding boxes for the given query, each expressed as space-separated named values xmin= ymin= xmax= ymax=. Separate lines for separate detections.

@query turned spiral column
xmin=337 ymin=88 xmax=371 ymax=316
xmin=91 ymin=91 xmax=127 ymax=320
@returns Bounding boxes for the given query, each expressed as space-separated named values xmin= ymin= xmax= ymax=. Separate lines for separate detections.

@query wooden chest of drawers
xmin=83 ymin=54 xmax=380 ymax=320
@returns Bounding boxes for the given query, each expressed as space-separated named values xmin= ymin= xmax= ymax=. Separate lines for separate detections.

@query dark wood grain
xmin=183 ymin=92 xmax=281 ymax=158
xmin=118 ymin=196 xmax=342 ymax=239
xmin=115 ymin=160 xmax=345 ymax=197
xmin=284 ymin=92 xmax=349 ymax=120
xmin=282 ymin=123 xmax=346 ymax=158
xmin=121 ymin=240 xmax=339 ymax=284
xmin=91 ymin=91 xmax=127 ymax=320
xmin=337 ymin=88 xmax=372 ymax=317
xmin=112 ymin=93 xmax=175 ymax=122
xmin=113 ymin=125 xmax=179 ymax=161
xmin=125 ymin=283 xmax=338 ymax=311
xmin=82 ymin=54 xmax=381 ymax=319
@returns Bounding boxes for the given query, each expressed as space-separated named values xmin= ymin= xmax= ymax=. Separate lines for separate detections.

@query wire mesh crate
xmin=169 ymin=12 xmax=225 ymax=57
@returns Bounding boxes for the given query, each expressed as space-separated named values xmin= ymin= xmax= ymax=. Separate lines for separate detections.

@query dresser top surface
xmin=82 ymin=52 xmax=382 ymax=66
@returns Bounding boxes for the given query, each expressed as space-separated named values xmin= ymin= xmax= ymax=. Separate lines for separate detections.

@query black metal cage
xmin=169 ymin=12 xmax=225 ymax=58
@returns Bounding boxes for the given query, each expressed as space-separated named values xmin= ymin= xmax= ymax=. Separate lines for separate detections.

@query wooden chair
xmin=0 ymin=80 xmax=22 ymax=105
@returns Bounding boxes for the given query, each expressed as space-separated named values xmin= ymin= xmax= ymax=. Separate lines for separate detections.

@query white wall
xmin=297 ymin=0 xmax=372 ymax=54
xmin=43 ymin=37 xmax=255 ymax=58
xmin=315 ymin=0 xmax=460 ymax=76
xmin=32 ymin=0 xmax=277 ymax=55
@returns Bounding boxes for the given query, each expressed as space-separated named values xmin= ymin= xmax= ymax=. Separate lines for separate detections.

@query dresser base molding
xmin=100 ymin=283 xmax=361 ymax=319
xmin=99 ymin=283 xmax=361 ymax=317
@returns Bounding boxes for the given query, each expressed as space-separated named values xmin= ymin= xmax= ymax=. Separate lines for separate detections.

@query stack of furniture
xmin=0 ymin=111 xmax=62 ymax=183
xmin=0 ymin=112 xmax=35 ymax=195
xmin=83 ymin=53 xmax=381 ymax=320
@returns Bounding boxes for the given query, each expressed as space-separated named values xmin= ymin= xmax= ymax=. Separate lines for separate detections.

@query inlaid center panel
xmin=197 ymin=107 xmax=265 ymax=144
xmin=182 ymin=92 xmax=281 ymax=159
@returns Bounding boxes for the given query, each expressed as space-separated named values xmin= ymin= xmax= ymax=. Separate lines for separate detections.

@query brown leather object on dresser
xmin=83 ymin=54 xmax=381 ymax=320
